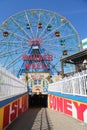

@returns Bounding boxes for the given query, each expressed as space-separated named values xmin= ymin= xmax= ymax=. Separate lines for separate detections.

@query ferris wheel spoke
xmin=41 ymin=43 xmax=60 ymax=51
xmin=25 ymin=10 xmax=34 ymax=38
xmin=42 ymin=42 xmax=61 ymax=47
xmin=42 ymin=33 xmax=76 ymax=45
xmin=42 ymin=46 xmax=60 ymax=56
xmin=36 ymin=11 xmax=41 ymax=38
xmin=5 ymin=48 xmax=27 ymax=69
xmin=49 ymin=62 xmax=59 ymax=69
xmin=3 ymin=57 xmax=10 ymax=67
xmin=43 ymin=34 xmax=75 ymax=42
xmin=41 ymin=46 xmax=52 ymax=54
xmin=0 ymin=40 xmax=29 ymax=46
xmin=61 ymin=33 xmax=76 ymax=40
xmin=42 ymin=47 xmax=58 ymax=53
xmin=6 ymin=58 xmax=22 ymax=70
xmin=39 ymin=16 xmax=55 ymax=38
xmin=11 ymin=17 xmax=32 ymax=39
xmin=35 ymin=40 xmax=75 ymax=50
xmin=42 ymin=21 xmax=68 ymax=39
xmin=44 ymin=46 xmax=54 ymax=52
xmin=0 ymin=49 xmax=26 ymax=58
xmin=0 ymin=48 xmax=28 ymax=58
xmin=42 ymin=43 xmax=77 ymax=50
xmin=45 ymin=45 xmax=77 ymax=51
xmin=42 ymin=37 xmax=59 ymax=43
xmin=0 ymin=46 xmax=8 ymax=54
xmin=0 ymin=46 xmax=27 ymax=58
xmin=0 ymin=28 xmax=29 ymax=41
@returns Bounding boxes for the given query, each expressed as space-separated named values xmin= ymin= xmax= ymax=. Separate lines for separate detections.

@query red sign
xmin=3 ymin=94 xmax=28 ymax=129
xmin=26 ymin=63 xmax=49 ymax=70
xmin=49 ymin=95 xmax=87 ymax=122
xmin=23 ymin=54 xmax=53 ymax=61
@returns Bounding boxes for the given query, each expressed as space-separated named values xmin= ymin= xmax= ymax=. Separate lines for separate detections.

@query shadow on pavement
xmin=6 ymin=108 xmax=53 ymax=130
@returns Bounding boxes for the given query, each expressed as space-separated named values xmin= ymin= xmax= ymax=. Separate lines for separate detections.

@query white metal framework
xmin=49 ymin=70 xmax=87 ymax=96
xmin=0 ymin=66 xmax=27 ymax=101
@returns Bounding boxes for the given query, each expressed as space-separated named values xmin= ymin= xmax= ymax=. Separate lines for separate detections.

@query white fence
xmin=0 ymin=66 xmax=27 ymax=100
xmin=49 ymin=70 xmax=87 ymax=96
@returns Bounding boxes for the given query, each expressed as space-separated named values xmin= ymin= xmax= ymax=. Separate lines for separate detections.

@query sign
xmin=1 ymin=94 xmax=28 ymax=129
xmin=23 ymin=54 xmax=53 ymax=61
xmin=48 ymin=94 xmax=87 ymax=123
xmin=26 ymin=72 xmax=50 ymax=80
xmin=25 ymin=63 xmax=49 ymax=70
xmin=23 ymin=54 xmax=52 ymax=70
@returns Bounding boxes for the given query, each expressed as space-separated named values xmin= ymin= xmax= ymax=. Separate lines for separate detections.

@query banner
xmin=48 ymin=94 xmax=87 ymax=123
xmin=0 ymin=94 xmax=28 ymax=130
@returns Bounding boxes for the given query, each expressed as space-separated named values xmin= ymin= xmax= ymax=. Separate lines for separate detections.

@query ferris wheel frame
xmin=0 ymin=9 xmax=81 ymax=77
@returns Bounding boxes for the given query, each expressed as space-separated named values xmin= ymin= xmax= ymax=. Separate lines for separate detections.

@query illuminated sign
xmin=23 ymin=54 xmax=53 ymax=61
xmin=23 ymin=54 xmax=52 ymax=70
xmin=25 ymin=63 xmax=49 ymax=69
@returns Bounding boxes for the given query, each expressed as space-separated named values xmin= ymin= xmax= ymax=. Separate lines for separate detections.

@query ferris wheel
xmin=0 ymin=9 xmax=80 ymax=76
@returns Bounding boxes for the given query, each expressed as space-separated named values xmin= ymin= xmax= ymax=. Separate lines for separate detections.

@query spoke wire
xmin=0 ymin=28 xmax=29 ymax=41
xmin=36 ymin=11 xmax=41 ymax=38
xmin=39 ymin=15 xmax=55 ymax=38
xmin=42 ymin=33 xmax=75 ymax=43
xmin=11 ymin=17 xmax=32 ymax=39
xmin=0 ymin=40 xmax=28 ymax=44
xmin=6 ymin=57 xmax=23 ymax=71
xmin=42 ymin=21 xmax=68 ymax=39
xmin=0 ymin=45 xmax=28 ymax=57
xmin=25 ymin=10 xmax=34 ymax=38
xmin=5 ymin=48 xmax=27 ymax=69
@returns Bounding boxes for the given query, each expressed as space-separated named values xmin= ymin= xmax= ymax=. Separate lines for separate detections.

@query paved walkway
xmin=6 ymin=108 xmax=87 ymax=130
xmin=49 ymin=108 xmax=87 ymax=130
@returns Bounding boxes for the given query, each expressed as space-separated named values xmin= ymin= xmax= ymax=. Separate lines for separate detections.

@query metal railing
xmin=0 ymin=66 xmax=27 ymax=100
xmin=49 ymin=70 xmax=87 ymax=96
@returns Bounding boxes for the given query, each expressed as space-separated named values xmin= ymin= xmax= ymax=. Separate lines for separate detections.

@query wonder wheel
xmin=0 ymin=9 xmax=80 ymax=76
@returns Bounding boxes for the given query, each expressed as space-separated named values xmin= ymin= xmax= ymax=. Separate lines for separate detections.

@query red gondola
xmin=63 ymin=50 xmax=67 ymax=55
xmin=55 ymin=31 xmax=60 ymax=37
xmin=38 ymin=23 xmax=42 ymax=28
xmin=3 ymin=31 xmax=9 ymax=37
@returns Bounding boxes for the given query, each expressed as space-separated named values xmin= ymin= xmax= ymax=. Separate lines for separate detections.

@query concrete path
xmin=6 ymin=108 xmax=87 ymax=130
xmin=48 ymin=108 xmax=87 ymax=130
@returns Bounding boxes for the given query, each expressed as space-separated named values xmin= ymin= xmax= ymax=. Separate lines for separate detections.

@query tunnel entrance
xmin=29 ymin=94 xmax=48 ymax=108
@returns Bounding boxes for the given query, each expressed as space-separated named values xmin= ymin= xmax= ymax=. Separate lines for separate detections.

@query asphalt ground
xmin=6 ymin=108 xmax=87 ymax=130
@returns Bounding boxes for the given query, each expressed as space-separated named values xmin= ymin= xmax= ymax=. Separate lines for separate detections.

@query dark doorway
xmin=29 ymin=94 xmax=48 ymax=108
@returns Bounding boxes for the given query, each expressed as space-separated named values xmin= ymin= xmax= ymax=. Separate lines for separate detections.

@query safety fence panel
xmin=49 ymin=71 xmax=87 ymax=96
xmin=0 ymin=66 xmax=27 ymax=100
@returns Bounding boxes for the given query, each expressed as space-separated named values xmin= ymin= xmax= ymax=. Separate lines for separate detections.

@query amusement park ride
xmin=0 ymin=9 xmax=80 ymax=95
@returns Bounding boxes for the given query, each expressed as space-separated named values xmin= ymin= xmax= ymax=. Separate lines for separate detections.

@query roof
xmin=60 ymin=49 xmax=87 ymax=64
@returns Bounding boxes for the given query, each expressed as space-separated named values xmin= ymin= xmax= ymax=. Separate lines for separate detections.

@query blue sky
xmin=0 ymin=0 xmax=87 ymax=41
